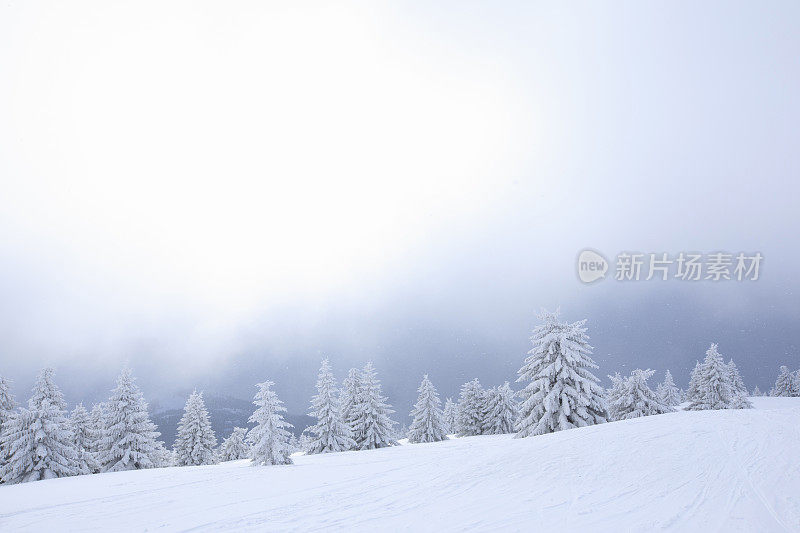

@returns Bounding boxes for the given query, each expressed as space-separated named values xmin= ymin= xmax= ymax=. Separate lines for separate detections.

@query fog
xmin=1 ymin=1 xmax=798 ymax=415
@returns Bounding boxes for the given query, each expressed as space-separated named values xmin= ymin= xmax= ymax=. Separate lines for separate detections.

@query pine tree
xmin=686 ymin=361 xmax=702 ymax=401
xmin=773 ymin=366 xmax=796 ymax=397
xmin=340 ymin=368 xmax=362 ymax=437
xmin=752 ymin=385 xmax=762 ymax=397
xmin=0 ymin=376 xmax=15 ymax=428
xmin=793 ymin=371 xmax=800 ymax=397
xmin=29 ymin=368 xmax=66 ymax=411
xmin=686 ymin=344 xmax=733 ymax=411
xmin=86 ymin=403 xmax=106 ymax=473
xmin=248 ymin=381 xmax=293 ymax=466
xmin=306 ymin=359 xmax=355 ymax=454
xmin=298 ymin=431 xmax=313 ymax=454
xmin=70 ymin=403 xmax=100 ymax=474
xmin=726 ymin=359 xmax=753 ymax=409
xmin=605 ymin=373 xmax=627 ymax=422
xmin=408 ymin=375 xmax=448 ymax=443
xmin=515 ymin=311 xmax=607 ymax=438
xmin=443 ymin=397 xmax=457 ymax=434
xmin=0 ymin=368 xmax=80 ymax=484
xmin=0 ymin=376 xmax=16 ymax=476
xmin=395 ymin=423 xmax=408 ymax=441
xmin=0 ymin=409 xmax=37 ymax=484
xmin=609 ymin=369 xmax=673 ymax=420
xmin=352 ymin=362 xmax=397 ymax=450
xmin=152 ymin=441 xmax=174 ymax=468
xmin=656 ymin=370 xmax=681 ymax=406
xmin=174 ymin=391 xmax=218 ymax=466
xmin=288 ymin=433 xmax=301 ymax=453
xmin=99 ymin=367 xmax=160 ymax=472
xmin=219 ymin=427 xmax=250 ymax=461
xmin=481 ymin=382 xmax=518 ymax=435
xmin=456 ymin=378 xmax=486 ymax=437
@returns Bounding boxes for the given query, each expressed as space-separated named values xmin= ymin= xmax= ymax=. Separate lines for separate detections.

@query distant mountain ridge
xmin=150 ymin=393 xmax=313 ymax=446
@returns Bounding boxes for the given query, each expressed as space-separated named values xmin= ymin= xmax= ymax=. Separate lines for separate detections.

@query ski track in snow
xmin=1 ymin=397 xmax=799 ymax=532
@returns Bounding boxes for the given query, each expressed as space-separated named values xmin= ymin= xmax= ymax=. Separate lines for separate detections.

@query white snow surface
xmin=1 ymin=397 xmax=799 ymax=532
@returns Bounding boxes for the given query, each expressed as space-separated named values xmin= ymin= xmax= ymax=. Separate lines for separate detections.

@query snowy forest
xmin=2 ymin=0 xmax=800 ymax=529
xmin=1 ymin=311 xmax=798 ymax=485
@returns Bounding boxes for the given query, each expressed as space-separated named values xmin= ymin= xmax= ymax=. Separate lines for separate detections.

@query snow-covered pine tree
xmin=86 ymin=403 xmax=106 ymax=473
xmin=99 ymin=367 xmax=161 ymax=472
xmin=0 ymin=368 xmax=80 ymax=484
xmin=726 ymin=359 xmax=753 ymax=409
xmin=407 ymin=375 xmax=448 ymax=443
xmin=481 ymin=382 xmax=518 ymax=435
xmin=28 ymin=368 xmax=65 ymax=409
xmin=610 ymin=369 xmax=673 ymax=420
xmin=70 ymin=403 xmax=99 ymax=474
xmin=29 ymin=369 xmax=81 ymax=477
xmin=395 ymin=423 xmax=408 ymax=441
xmin=174 ymin=391 xmax=218 ymax=466
xmin=306 ymin=359 xmax=355 ymax=454
xmin=443 ymin=397 xmax=457 ymax=434
xmin=219 ymin=427 xmax=250 ymax=461
xmin=515 ymin=311 xmax=607 ymax=438
xmin=686 ymin=361 xmax=702 ymax=401
xmin=481 ymin=386 xmax=498 ymax=432
xmin=686 ymin=344 xmax=733 ymax=411
xmin=772 ymin=366 xmax=796 ymax=397
xmin=340 ymin=367 xmax=362 ymax=437
xmin=605 ymin=373 xmax=626 ymax=422
xmin=0 ymin=376 xmax=16 ymax=476
xmin=288 ymin=433 xmax=301 ymax=453
xmin=752 ymin=385 xmax=762 ymax=397
xmin=456 ymin=378 xmax=486 ymax=437
xmin=352 ymin=362 xmax=397 ymax=450
xmin=248 ymin=380 xmax=293 ymax=466
xmin=152 ymin=441 xmax=174 ymax=468
xmin=793 ymin=370 xmax=800 ymax=397
xmin=298 ymin=431 xmax=313 ymax=454
xmin=654 ymin=382 xmax=665 ymax=403
xmin=657 ymin=370 xmax=681 ymax=406
xmin=0 ymin=376 xmax=15 ymax=429
xmin=0 ymin=409 xmax=36 ymax=484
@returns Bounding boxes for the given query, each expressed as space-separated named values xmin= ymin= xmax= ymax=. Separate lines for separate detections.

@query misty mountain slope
xmin=150 ymin=394 xmax=314 ymax=443
xmin=1 ymin=398 xmax=799 ymax=532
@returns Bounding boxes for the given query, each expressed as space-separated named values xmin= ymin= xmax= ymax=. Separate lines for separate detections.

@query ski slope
xmin=1 ymin=397 xmax=799 ymax=532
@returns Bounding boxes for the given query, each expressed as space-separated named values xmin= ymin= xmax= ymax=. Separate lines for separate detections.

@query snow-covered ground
xmin=1 ymin=397 xmax=799 ymax=532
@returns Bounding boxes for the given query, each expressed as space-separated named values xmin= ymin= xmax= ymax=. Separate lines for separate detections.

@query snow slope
xmin=1 ymin=397 xmax=799 ymax=532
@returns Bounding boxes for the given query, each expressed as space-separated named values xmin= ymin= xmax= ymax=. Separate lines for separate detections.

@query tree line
xmin=1 ymin=310 xmax=798 ymax=485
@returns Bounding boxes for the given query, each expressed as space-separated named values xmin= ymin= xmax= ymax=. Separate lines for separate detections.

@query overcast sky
xmin=1 ymin=1 xmax=798 ymax=414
